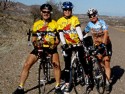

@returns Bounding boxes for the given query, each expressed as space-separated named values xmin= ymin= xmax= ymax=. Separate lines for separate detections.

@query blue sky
xmin=15 ymin=0 xmax=125 ymax=16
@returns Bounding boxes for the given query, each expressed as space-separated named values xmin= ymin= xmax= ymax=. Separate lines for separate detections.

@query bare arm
xmin=103 ymin=30 xmax=108 ymax=45
xmin=55 ymin=34 xmax=60 ymax=46
xmin=32 ymin=36 xmax=37 ymax=42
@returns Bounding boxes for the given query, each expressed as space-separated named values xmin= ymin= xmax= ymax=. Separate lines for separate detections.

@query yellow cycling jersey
xmin=57 ymin=15 xmax=80 ymax=44
xmin=32 ymin=19 xmax=57 ymax=48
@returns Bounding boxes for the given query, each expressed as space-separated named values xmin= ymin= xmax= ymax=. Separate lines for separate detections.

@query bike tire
xmin=69 ymin=58 xmax=79 ymax=94
xmin=93 ymin=63 xmax=106 ymax=94
xmin=38 ymin=62 xmax=46 ymax=94
xmin=80 ymin=65 xmax=86 ymax=86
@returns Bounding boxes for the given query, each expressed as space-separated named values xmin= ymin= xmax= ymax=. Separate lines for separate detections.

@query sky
xmin=15 ymin=0 xmax=125 ymax=17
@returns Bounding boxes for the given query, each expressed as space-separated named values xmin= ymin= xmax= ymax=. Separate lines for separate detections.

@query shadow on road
xmin=25 ymin=69 xmax=66 ymax=94
xmin=110 ymin=65 xmax=125 ymax=92
xmin=111 ymin=65 xmax=124 ymax=85
xmin=24 ymin=78 xmax=55 ymax=93
xmin=24 ymin=66 xmax=124 ymax=94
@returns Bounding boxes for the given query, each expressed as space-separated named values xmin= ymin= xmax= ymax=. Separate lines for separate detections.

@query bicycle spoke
xmin=94 ymin=64 xmax=106 ymax=94
xmin=38 ymin=63 xmax=46 ymax=94
xmin=38 ymin=56 xmax=54 ymax=94
xmin=70 ymin=58 xmax=82 ymax=94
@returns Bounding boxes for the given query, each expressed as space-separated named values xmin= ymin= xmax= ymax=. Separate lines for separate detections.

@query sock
xmin=19 ymin=83 xmax=24 ymax=89
xmin=55 ymin=83 xmax=60 ymax=87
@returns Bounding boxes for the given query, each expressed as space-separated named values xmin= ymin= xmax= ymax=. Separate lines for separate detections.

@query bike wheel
xmin=69 ymin=58 xmax=78 ymax=93
xmin=79 ymin=65 xmax=86 ymax=86
xmin=38 ymin=62 xmax=46 ymax=94
xmin=93 ymin=63 xmax=106 ymax=94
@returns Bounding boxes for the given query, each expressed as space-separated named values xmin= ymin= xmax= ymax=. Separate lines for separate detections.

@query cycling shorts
xmin=30 ymin=47 xmax=58 ymax=56
xmin=97 ymin=42 xmax=112 ymax=56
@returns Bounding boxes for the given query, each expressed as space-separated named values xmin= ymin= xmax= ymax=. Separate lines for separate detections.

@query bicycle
xmin=33 ymin=31 xmax=54 ymax=94
xmin=38 ymin=47 xmax=53 ymax=94
xmin=61 ymin=44 xmax=86 ymax=94
xmin=83 ymin=44 xmax=106 ymax=94
xmin=27 ymin=30 xmax=55 ymax=94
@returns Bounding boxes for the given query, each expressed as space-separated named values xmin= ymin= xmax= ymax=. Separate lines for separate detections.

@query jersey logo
xmin=39 ymin=25 xmax=48 ymax=31
xmin=63 ymin=24 xmax=77 ymax=43
xmin=63 ymin=24 xmax=71 ymax=31
xmin=64 ymin=33 xmax=76 ymax=43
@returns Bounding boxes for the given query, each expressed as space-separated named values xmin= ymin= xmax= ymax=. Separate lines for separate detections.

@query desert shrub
xmin=30 ymin=1 xmax=62 ymax=22
xmin=0 ymin=0 xmax=15 ymax=10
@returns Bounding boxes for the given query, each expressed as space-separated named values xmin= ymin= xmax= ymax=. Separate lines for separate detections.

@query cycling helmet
xmin=87 ymin=8 xmax=98 ymax=16
xmin=40 ymin=4 xmax=52 ymax=11
xmin=62 ymin=1 xmax=73 ymax=9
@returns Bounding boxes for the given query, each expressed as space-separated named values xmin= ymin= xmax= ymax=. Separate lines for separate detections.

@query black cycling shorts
xmin=97 ymin=42 xmax=112 ymax=56
xmin=30 ymin=47 xmax=58 ymax=56
xmin=106 ymin=42 xmax=112 ymax=56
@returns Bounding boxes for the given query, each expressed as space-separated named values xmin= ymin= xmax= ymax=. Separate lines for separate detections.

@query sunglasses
xmin=63 ymin=8 xmax=72 ymax=11
xmin=89 ymin=14 xmax=96 ymax=18
xmin=42 ymin=11 xmax=51 ymax=14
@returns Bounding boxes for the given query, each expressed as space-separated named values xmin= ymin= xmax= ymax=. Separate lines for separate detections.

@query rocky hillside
xmin=0 ymin=2 xmax=33 ymax=55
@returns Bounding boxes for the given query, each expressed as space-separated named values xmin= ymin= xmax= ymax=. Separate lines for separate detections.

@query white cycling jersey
xmin=84 ymin=19 xmax=108 ymax=33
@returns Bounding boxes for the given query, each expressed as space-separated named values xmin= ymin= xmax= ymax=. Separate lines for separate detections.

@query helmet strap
xmin=64 ymin=15 xmax=72 ymax=19
xmin=41 ymin=17 xmax=52 ymax=22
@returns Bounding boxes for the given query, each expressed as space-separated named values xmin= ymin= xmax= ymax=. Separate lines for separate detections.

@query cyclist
xmin=84 ymin=8 xmax=112 ymax=92
xmin=57 ymin=1 xmax=84 ymax=92
xmin=12 ymin=4 xmax=62 ymax=94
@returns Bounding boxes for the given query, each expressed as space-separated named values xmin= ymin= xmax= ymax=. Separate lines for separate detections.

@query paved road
xmin=0 ymin=26 xmax=125 ymax=94
xmin=106 ymin=26 xmax=125 ymax=94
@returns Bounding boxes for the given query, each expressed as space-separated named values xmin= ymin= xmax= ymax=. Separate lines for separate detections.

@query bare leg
xmin=19 ymin=54 xmax=38 ymax=87
xmin=103 ymin=56 xmax=111 ymax=82
xmin=52 ymin=53 xmax=61 ymax=86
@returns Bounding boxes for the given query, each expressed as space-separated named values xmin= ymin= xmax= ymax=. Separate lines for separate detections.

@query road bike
xmin=38 ymin=47 xmax=53 ymax=94
xmin=27 ymin=30 xmax=54 ymax=94
xmin=83 ymin=44 xmax=106 ymax=94
xmin=34 ymin=31 xmax=54 ymax=94
xmin=61 ymin=44 xmax=86 ymax=94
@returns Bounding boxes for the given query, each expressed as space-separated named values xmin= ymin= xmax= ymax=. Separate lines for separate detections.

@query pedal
xmin=40 ymin=79 xmax=47 ymax=85
xmin=61 ymin=84 xmax=66 ymax=90
xmin=95 ymin=75 xmax=102 ymax=79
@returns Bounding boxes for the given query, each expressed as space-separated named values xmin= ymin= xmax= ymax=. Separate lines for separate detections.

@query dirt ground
xmin=0 ymin=26 xmax=125 ymax=94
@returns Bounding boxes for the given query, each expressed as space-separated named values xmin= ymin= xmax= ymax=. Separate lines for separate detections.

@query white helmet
xmin=87 ymin=8 xmax=98 ymax=16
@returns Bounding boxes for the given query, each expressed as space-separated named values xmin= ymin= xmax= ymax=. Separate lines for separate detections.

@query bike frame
xmin=62 ymin=44 xmax=85 ymax=93
xmin=36 ymin=31 xmax=53 ymax=94
xmin=83 ymin=45 xmax=106 ymax=94
xmin=38 ymin=49 xmax=53 ymax=94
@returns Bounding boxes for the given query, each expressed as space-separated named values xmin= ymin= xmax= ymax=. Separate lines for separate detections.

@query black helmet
xmin=62 ymin=1 xmax=73 ymax=9
xmin=87 ymin=8 xmax=98 ymax=16
xmin=40 ymin=4 xmax=52 ymax=11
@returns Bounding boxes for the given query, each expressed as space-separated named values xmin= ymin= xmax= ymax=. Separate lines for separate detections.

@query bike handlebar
xmin=27 ymin=29 xmax=31 ymax=41
xmin=84 ymin=44 xmax=107 ymax=57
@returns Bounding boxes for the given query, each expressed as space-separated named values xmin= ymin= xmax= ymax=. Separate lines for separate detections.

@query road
xmin=0 ymin=26 xmax=125 ymax=94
